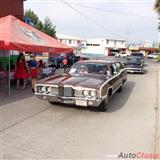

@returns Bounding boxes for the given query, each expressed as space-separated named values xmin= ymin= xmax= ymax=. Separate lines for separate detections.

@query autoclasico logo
xmin=118 ymin=152 xmax=160 ymax=159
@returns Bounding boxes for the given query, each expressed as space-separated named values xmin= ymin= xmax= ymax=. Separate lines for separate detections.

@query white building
xmin=56 ymin=33 xmax=86 ymax=55
xmin=81 ymin=38 xmax=127 ymax=57
xmin=56 ymin=33 xmax=127 ymax=57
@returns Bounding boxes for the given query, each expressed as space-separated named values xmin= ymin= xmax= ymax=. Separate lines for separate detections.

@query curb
xmin=155 ymin=69 xmax=160 ymax=159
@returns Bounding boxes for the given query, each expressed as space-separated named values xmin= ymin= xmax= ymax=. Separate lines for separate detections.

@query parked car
xmin=35 ymin=60 xmax=127 ymax=111
xmin=122 ymin=59 xmax=144 ymax=74
xmin=155 ymin=54 xmax=160 ymax=62
xmin=126 ymin=56 xmax=144 ymax=66
xmin=130 ymin=52 xmax=144 ymax=64
xmin=115 ymin=53 xmax=129 ymax=58
xmin=147 ymin=53 xmax=160 ymax=59
xmin=48 ymin=53 xmax=80 ymax=68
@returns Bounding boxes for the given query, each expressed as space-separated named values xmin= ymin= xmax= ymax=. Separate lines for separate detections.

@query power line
xmin=60 ymin=0 xmax=123 ymax=37
xmin=72 ymin=4 xmax=157 ymax=19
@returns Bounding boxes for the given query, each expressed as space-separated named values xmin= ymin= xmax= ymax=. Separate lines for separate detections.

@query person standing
xmin=14 ymin=53 xmax=30 ymax=90
xmin=28 ymin=54 xmax=38 ymax=92
xmin=63 ymin=56 xmax=68 ymax=73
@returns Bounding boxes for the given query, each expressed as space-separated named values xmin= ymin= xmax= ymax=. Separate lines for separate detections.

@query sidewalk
xmin=155 ymin=69 xmax=160 ymax=157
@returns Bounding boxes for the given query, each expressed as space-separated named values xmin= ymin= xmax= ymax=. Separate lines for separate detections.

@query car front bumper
xmin=126 ymin=68 xmax=144 ymax=73
xmin=35 ymin=94 xmax=102 ymax=107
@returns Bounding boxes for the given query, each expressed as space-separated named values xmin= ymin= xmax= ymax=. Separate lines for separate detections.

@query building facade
xmin=56 ymin=33 xmax=127 ymax=57
xmin=81 ymin=38 xmax=127 ymax=57
xmin=0 ymin=0 xmax=24 ymax=20
xmin=56 ymin=33 xmax=86 ymax=55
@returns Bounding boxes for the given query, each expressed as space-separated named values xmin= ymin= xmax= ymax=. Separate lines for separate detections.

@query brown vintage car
xmin=35 ymin=60 xmax=127 ymax=111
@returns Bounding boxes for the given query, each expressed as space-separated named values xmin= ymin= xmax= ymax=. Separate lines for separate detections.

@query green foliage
xmin=154 ymin=0 xmax=160 ymax=13
xmin=42 ymin=17 xmax=56 ymax=37
xmin=156 ymin=55 xmax=160 ymax=62
xmin=25 ymin=9 xmax=39 ymax=24
xmin=25 ymin=9 xmax=56 ymax=38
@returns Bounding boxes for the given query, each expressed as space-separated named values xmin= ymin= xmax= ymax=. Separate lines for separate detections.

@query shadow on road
xmin=51 ymin=80 xmax=135 ymax=113
xmin=0 ymin=84 xmax=34 ymax=106
xmin=107 ymin=80 xmax=135 ymax=113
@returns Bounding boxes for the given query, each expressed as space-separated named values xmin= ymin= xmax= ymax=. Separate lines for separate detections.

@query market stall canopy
xmin=0 ymin=15 xmax=73 ymax=54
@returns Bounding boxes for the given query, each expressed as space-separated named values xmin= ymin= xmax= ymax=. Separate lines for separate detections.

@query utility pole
xmin=126 ymin=29 xmax=130 ymax=45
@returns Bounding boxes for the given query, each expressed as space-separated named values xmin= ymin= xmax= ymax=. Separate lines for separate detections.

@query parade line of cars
xmin=35 ymin=52 xmax=145 ymax=111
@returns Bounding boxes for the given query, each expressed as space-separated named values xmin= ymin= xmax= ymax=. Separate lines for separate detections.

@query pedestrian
xmin=63 ymin=56 xmax=68 ymax=73
xmin=38 ymin=59 xmax=45 ymax=79
xmin=14 ymin=53 xmax=30 ymax=90
xmin=28 ymin=54 xmax=38 ymax=92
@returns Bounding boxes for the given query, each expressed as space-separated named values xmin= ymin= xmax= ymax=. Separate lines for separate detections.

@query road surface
xmin=0 ymin=60 xmax=159 ymax=159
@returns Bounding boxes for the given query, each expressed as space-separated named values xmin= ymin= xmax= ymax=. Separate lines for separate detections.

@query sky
xmin=24 ymin=0 xmax=159 ymax=43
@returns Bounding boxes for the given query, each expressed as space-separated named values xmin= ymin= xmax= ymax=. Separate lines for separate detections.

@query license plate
xmin=75 ymin=100 xmax=87 ymax=107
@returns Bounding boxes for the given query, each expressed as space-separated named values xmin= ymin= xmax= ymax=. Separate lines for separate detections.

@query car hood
xmin=37 ymin=74 xmax=107 ymax=89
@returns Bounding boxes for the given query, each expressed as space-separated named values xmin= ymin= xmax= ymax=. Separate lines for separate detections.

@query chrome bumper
xmin=126 ymin=68 xmax=143 ymax=73
xmin=35 ymin=94 xmax=102 ymax=107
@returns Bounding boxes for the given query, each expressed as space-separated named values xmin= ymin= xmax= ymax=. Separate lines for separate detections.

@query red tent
xmin=0 ymin=15 xmax=73 ymax=53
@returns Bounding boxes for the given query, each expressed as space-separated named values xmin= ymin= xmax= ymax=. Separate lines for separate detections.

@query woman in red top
xmin=14 ymin=53 xmax=30 ymax=89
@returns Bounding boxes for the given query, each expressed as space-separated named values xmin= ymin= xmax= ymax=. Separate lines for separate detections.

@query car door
xmin=115 ymin=62 xmax=125 ymax=85
xmin=108 ymin=63 xmax=120 ymax=92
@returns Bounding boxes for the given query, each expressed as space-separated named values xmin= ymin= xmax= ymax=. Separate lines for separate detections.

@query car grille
xmin=51 ymin=87 xmax=59 ymax=95
xmin=59 ymin=86 xmax=74 ymax=97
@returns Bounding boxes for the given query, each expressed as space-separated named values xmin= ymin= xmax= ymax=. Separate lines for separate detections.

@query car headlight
xmin=83 ymin=90 xmax=89 ymax=96
xmin=90 ymin=90 xmax=97 ymax=97
xmin=45 ymin=86 xmax=51 ymax=93
xmin=41 ymin=86 xmax=46 ymax=92
xmin=38 ymin=86 xmax=51 ymax=94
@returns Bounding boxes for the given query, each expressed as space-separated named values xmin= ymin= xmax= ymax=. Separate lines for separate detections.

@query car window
xmin=69 ymin=63 xmax=109 ymax=75
xmin=115 ymin=62 xmax=123 ymax=70
xmin=131 ymin=53 xmax=144 ymax=57
xmin=111 ymin=63 xmax=119 ymax=75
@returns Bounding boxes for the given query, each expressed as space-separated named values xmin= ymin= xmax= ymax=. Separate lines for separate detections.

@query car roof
xmin=127 ymin=56 xmax=141 ymax=59
xmin=123 ymin=59 xmax=141 ymax=64
xmin=77 ymin=59 xmax=122 ymax=65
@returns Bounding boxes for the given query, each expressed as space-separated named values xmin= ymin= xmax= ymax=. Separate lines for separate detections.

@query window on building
xmin=106 ymin=40 xmax=109 ymax=44
xmin=86 ymin=43 xmax=100 ymax=46
xmin=69 ymin=40 xmax=72 ymax=44
xmin=114 ymin=41 xmax=116 ymax=47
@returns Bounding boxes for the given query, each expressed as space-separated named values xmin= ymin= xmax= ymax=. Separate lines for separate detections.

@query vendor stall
xmin=0 ymin=15 xmax=73 ymax=94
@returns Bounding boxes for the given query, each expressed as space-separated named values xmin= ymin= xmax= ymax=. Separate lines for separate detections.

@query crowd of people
xmin=0 ymin=52 xmax=82 ymax=93
xmin=0 ymin=53 xmax=46 ymax=92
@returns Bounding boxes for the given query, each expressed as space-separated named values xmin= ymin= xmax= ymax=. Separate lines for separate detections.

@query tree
xmin=42 ymin=17 xmax=56 ymax=38
xmin=154 ymin=0 xmax=160 ymax=14
xmin=24 ymin=9 xmax=56 ymax=38
xmin=25 ymin=9 xmax=39 ymax=25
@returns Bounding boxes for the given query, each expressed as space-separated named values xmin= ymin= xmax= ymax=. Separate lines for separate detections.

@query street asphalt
xmin=0 ymin=59 xmax=160 ymax=159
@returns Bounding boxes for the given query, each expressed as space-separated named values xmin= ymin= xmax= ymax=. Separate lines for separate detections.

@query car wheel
xmin=97 ymin=94 xmax=110 ymax=112
xmin=59 ymin=63 xmax=64 ymax=68
xmin=48 ymin=100 xmax=58 ymax=105
xmin=117 ymin=86 xmax=122 ymax=92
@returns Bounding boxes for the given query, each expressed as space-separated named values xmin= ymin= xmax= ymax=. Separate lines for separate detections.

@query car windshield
xmin=131 ymin=53 xmax=144 ymax=57
xmin=126 ymin=57 xmax=140 ymax=62
xmin=69 ymin=63 xmax=109 ymax=75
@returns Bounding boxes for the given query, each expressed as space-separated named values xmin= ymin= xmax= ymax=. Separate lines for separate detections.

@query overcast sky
xmin=24 ymin=0 xmax=158 ymax=43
